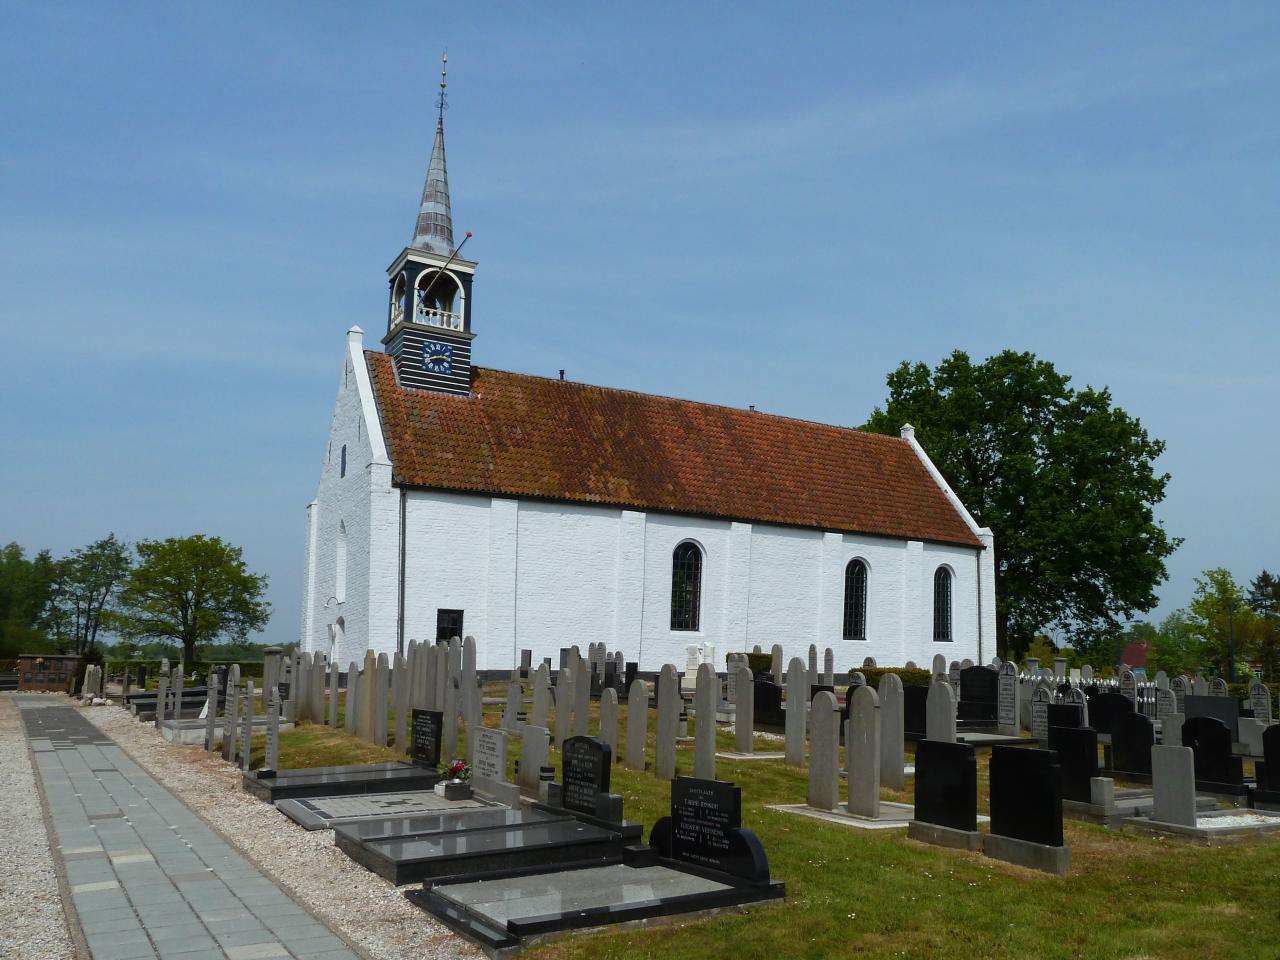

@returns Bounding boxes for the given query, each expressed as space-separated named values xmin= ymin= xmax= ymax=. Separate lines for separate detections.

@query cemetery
xmin=9 ymin=643 xmax=1277 ymax=960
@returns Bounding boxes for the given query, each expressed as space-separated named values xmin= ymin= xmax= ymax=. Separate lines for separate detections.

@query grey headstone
xmin=1209 ymin=678 xmax=1228 ymax=697
xmin=464 ymin=673 xmax=483 ymax=760
xmin=1154 ymin=670 xmax=1169 ymax=691
xmin=822 ymin=648 xmax=834 ymax=687
xmin=694 ymin=663 xmax=716 ymax=780
xmin=807 ymin=644 xmax=819 ymax=687
xmin=503 ymin=682 xmax=523 ymax=732
xmin=553 ymin=666 xmax=573 ymax=748
xmin=172 ymin=663 xmax=184 ymax=719
xmin=222 ymin=666 xmax=240 ymax=762
xmin=847 ymin=685 xmax=881 ymax=819
xmin=1120 ymin=669 xmax=1137 ymax=705
xmin=518 ymin=725 xmax=549 ymax=793
xmin=1155 ymin=687 xmax=1177 ymax=720
xmin=1030 ymin=682 xmax=1052 ymax=742
xmin=1192 ymin=676 xmax=1208 ymax=697
xmin=240 ymin=680 xmax=255 ymax=772
xmin=311 ymin=653 xmax=326 ymax=723
xmin=997 ymin=661 xmax=1020 ymax=736
xmin=863 ymin=657 xmax=877 ymax=669
xmin=155 ymin=675 xmax=169 ymax=729
xmin=1151 ymin=744 xmax=1196 ymax=827
xmin=1172 ymin=676 xmax=1188 ymax=713
xmin=531 ymin=663 xmax=551 ymax=730
xmin=265 ymin=686 xmax=280 ymax=772
xmin=807 ymin=690 xmax=839 ymax=811
xmin=734 ymin=666 xmax=755 ymax=754
xmin=770 ymin=643 xmax=784 ymax=681
xmin=1163 ymin=712 xmax=1184 ymax=747
xmin=655 ymin=665 xmax=680 ymax=780
xmin=625 ymin=678 xmax=649 ymax=771
xmin=573 ymin=657 xmax=591 ymax=737
xmin=327 ymin=656 xmax=339 ymax=727
xmin=393 ymin=653 xmax=409 ymax=751
xmin=926 ymin=680 xmax=957 ymax=743
xmin=356 ymin=650 xmax=375 ymax=739
xmin=1082 ymin=664 xmax=1094 ymax=682
xmin=599 ymin=687 xmax=619 ymax=760
xmin=373 ymin=653 xmax=390 ymax=746
xmin=932 ymin=653 xmax=947 ymax=676
xmin=203 ymin=672 xmax=221 ymax=752
xmin=877 ymin=672 xmax=904 ymax=790
xmin=1249 ymin=679 xmax=1273 ymax=723
xmin=785 ymin=656 xmax=807 ymax=767
xmin=344 ymin=661 xmax=359 ymax=734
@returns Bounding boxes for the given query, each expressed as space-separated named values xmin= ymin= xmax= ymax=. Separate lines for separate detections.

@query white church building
xmin=299 ymin=69 xmax=995 ymax=673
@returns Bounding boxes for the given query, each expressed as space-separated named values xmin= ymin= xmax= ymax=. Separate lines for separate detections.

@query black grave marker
xmin=957 ymin=665 xmax=998 ymax=722
xmin=1183 ymin=695 xmax=1240 ymax=742
xmin=648 ymin=776 xmax=770 ymax=884
xmin=989 ymin=746 xmax=1063 ymax=847
xmin=913 ymin=739 xmax=978 ymax=831
xmin=903 ymin=685 xmax=929 ymax=738
xmin=1182 ymin=716 xmax=1244 ymax=792
xmin=1048 ymin=725 xmax=1099 ymax=803
xmin=410 ymin=709 xmax=443 ymax=769
xmin=1046 ymin=703 xmax=1084 ymax=731
xmin=1086 ymin=692 xmax=1134 ymax=737
xmin=560 ymin=736 xmax=611 ymax=816
xmin=754 ymin=679 xmax=784 ymax=728
xmin=1109 ymin=712 xmax=1154 ymax=778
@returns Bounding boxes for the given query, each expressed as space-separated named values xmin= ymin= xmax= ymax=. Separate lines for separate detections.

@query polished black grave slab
xmin=242 ymin=761 xmax=440 ymax=802
xmin=277 ymin=791 xmax=493 ymax=830
xmin=334 ymin=806 xmax=568 ymax=845
xmin=344 ymin=817 xmax=627 ymax=885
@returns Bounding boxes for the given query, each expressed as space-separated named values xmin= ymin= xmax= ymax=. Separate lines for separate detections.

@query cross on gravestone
xmin=807 ymin=691 xmax=840 ymax=811
xmin=560 ymin=736 xmax=612 ymax=817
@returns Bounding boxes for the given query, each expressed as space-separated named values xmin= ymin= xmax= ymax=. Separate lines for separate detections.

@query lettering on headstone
xmin=1250 ymin=679 xmax=1273 ymax=724
xmin=561 ymin=735 xmax=611 ymax=816
xmin=472 ymin=727 xmax=507 ymax=785
xmin=997 ymin=662 xmax=1019 ymax=729
xmin=1031 ymin=684 xmax=1052 ymax=742
xmin=410 ymin=709 xmax=443 ymax=768
xmin=670 ymin=776 xmax=741 ymax=872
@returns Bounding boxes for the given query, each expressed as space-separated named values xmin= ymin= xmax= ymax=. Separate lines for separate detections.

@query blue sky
xmin=2 ymin=3 xmax=1277 ymax=647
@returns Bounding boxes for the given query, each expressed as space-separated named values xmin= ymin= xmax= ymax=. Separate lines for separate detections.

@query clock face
xmin=423 ymin=341 xmax=453 ymax=375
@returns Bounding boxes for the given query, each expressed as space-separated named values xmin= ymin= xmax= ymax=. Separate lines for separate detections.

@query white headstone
xmin=734 ymin=665 xmax=755 ymax=754
xmin=877 ymin=673 xmax=904 ymax=791
xmin=807 ymin=690 xmax=839 ymax=811
xmin=1249 ymin=679 xmax=1273 ymax=724
xmin=846 ymin=685 xmax=881 ymax=819
xmin=785 ymin=656 xmax=807 ymax=767
xmin=625 ymin=678 xmax=649 ymax=771
xmin=926 ymin=680 xmax=956 ymax=743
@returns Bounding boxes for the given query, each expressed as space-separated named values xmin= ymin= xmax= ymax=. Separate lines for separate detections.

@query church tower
xmin=384 ymin=52 xmax=477 ymax=396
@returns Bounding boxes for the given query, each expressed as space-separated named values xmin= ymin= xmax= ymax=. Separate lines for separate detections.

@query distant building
xmin=300 ymin=63 xmax=995 ymax=671
xmin=17 ymin=654 xmax=79 ymax=692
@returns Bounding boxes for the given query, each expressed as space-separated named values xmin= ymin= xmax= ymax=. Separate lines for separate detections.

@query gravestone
xmin=1249 ymin=679 xmax=1273 ymax=724
xmin=734 ymin=666 xmax=755 ymax=754
xmin=1209 ymin=678 xmax=1228 ymax=697
xmin=807 ymin=644 xmax=818 ymax=687
xmin=472 ymin=727 xmax=519 ymax=805
xmin=694 ymin=663 xmax=716 ymax=780
xmin=987 ymin=746 xmax=1066 ymax=871
xmin=878 ymin=673 xmax=905 ymax=790
xmin=926 ymin=680 xmax=956 ymax=743
xmin=912 ymin=740 xmax=978 ymax=832
xmin=625 ymin=678 xmax=649 ymax=771
xmin=598 ymin=687 xmax=619 ymax=760
xmin=1163 ymin=712 xmax=1184 ymax=747
xmin=573 ymin=657 xmax=591 ymax=737
xmin=358 ymin=650 xmax=376 ymax=739
xmin=1150 ymin=745 xmax=1197 ymax=827
xmin=1192 ymin=676 xmax=1208 ymax=697
xmin=948 ymin=661 xmax=961 ymax=694
xmin=1183 ymin=694 xmax=1239 ymax=741
xmin=1064 ymin=687 xmax=1089 ymax=727
xmin=311 ymin=654 xmax=326 ymax=725
xmin=931 ymin=653 xmax=947 ymax=676
xmin=785 ymin=657 xmax=807 ymax=767
xmin=1046 ymin=703 xmax=1084 ymax=731
xmin=903 ymin=686 xmax=928 ymax=738
xmin=997 ymin=662 xmax=1020 ymax=736
xmin=560 ymin=736 xmax=612 ymax=818
xmin=846 ymin=685 xmax=881 ymax=818
xmin=531 ymin=663 xmax=551 ymax=730
xmin=1030 ymin=683 xmax=1052 ymax=742
xmin=1171 ymin=676 xmax=1188 ymax=713
xmin=1088 ymin=692 xmax=1134 ymax=737
xmin=172 ymin=664 xmax=184 ymax=721
xmin=221 ymin=668 xmax=240 ymax=762
xmin=410 ymin=709 xmax=443 ymax=769
xmin=1119 ymin=669 xmax=1137 ymax=706
xmin=807 ymin=691 xmax=839 ymax=810
xmin=344 ymin=661 xmax=359 ymax=734
xmin=154 ymin=675 xmax=169 ymax=729
xmin=1048 ymin=725 xmax=1099 ymax=803
xmin=519 ymin=648 xmax=532 ymax=679
xmin=265 ymin=687 xmax=280 ymax=773
xmin=958 ymin=665 xmax=998 ymax=723
xmin=518 ymin=725 xmax=549 ymax=793
xmin=327 ymin=657 xmax=339 ymax=728
xmin=754 ymin=676 xmax=785 ymax=729
xmin=553 ymin=667 xmax=573 ymax=748
xmin=1155 ymin=686 xmax=1177 ymax=720
xmin=648 ymin=777 xmax=772 ymax=888
xmin=503 ymin=682 xmax=522 ymax=732
xmin=656 ymin=664 xmax=680 ymax=780
xmin=1182 ymin=716 xmax=1244 ymax=792
xmin=863 ymin=657 xmax=877 ymax=669
xmin=769 ymin=643 xmax=784 ymax=681
xmin=203 ymin=672 xmax=221 ymax=752
xmin=1109 ymin=712 xmax=1155 ymax=778
xmin=822 ymin=648 xmax=834 ymax=687
xmin=240 ymin=680 xmax=255 ymax=772
xmin=1253 ymin=726 xmax=1280 ymax=799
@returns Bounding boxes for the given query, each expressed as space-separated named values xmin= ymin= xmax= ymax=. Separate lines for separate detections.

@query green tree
xmin=48 ymin=534 xmax=132 ymax=655
xmin=1187 ymin=567 xmax=1261 ymax=679
xmin=1148 ymin=609 xmax=1202 ymax=677
xmin=863 ymin=350 xmax=1180 ymax=659
xmin=0 ymin=543 xmax=60 ymax=657
xmin=107 ymin=535 xmax=271 ymax=663
xmin=1248 ymin=570 xmax=1280 ymax=681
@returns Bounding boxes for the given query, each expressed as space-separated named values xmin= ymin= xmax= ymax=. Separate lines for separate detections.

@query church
xmin=299 ymin=66 xmax=995 ymax=673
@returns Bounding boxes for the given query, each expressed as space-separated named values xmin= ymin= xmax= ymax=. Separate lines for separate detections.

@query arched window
xmin=843 ymin=559 xmax=868 ymax=641
xmin=670 ymin=542 xmax=702 ymax=631
xmin=340 ymin=444 xmax=347 ymax=478
xmin=933 ymin=567 xmax=952 ymax=642
xmin=335 ymin=521 xmax=348 ymax=604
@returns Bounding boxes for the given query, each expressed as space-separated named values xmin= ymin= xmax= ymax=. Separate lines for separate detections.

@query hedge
xmin=105 ymin=659 xmax=265 ymax=680
xmin=849 ymin=666 xmax=933 ymax=689
xmin=745 ymin=652 xmax=772 ymax=676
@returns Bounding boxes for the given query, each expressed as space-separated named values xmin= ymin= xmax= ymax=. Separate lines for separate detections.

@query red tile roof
xmin=367 ymin=352 xmax=983 ymax=548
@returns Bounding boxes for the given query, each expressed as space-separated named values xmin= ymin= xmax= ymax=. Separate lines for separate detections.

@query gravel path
xmin=80 ymin=701 xmax=480 ymax=960
xmin=0 ymin=694 xmax=77 ymax=960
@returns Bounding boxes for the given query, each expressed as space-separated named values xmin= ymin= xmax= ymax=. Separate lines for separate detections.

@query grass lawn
xmin=261 ymin=687 xmax=1280 ymax=960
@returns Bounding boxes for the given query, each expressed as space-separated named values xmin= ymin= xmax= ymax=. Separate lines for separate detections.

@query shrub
xmin=849 ymin=666 xmax=933 ymax=689
xmin=746 ymin=652 xmax=772 ymax=676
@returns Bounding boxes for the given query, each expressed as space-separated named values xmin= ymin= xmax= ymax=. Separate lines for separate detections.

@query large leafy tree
xmin=0 ymin=543 xmax=60 ymax=657
xmin=48 ymin=534 xmax=133 ymax=655
xmin=1148 ymin=609 xmax=1202 ymax=677
xmin=864 ymin=350 xmax=1179 ymax=660
xmin=108 ymin=535 xmax=271 ymax=663
xmin=1188 ymin=567 xmax=1261 ymax=680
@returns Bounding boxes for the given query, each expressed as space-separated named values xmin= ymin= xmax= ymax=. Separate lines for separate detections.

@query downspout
xmin=397 ymin=487 xmax=407 ymax=657
xmin=975 ymin=548 xmax=983 ymax=664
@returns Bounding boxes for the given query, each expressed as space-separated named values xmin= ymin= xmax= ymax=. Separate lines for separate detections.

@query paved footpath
xmin=19 ymin=698 xmax=361 ymax=960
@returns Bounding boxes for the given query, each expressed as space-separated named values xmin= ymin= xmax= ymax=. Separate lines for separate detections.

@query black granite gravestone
xmin=809 ymin=684 xmax=835 ymax=703
xmin=1251 ymin=725 xmax=1280 ymax=805
xmin=958 ymin=665 xmax=998 ymax=722
xmin=561 ymin=736 xmax=611 ymax=817
xmin=411 ymin=709 xmax=443 ymax=769
xmin=1048 ymin=725 xmax=1099 ymax=803
xmin=1086 ymin=692 xmax=1135 ymax=736
xmin=1183 ymin=695 xmax=1240 ymax=742
xmin=1182 ymin=716 xmax=1245 ymax=794
xmin=1046 ymin=703 xmax=1084 ymax=730
xmin=903 ymin=686 xmax=929 ymax=738
xmin=754 ymin=679 xmax=785 ymax=729
xmin=913 ymin=740 xmax=978 ymax=831
xmin=1108 ymin=712 xmax=1154 ymax=778
xmin=650 ymin=777 xmax=770 ymax=885
xmin=989 ymin=746 xmax=1063 ymax=846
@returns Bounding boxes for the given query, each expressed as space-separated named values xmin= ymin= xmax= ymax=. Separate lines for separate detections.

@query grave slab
xmin=241 ymin=762 xmax=440 ymax=802
xmin=275 ymin=790 xmax=491 ymax=831
xmin=768 ymin=801 xmax=918 ymax=830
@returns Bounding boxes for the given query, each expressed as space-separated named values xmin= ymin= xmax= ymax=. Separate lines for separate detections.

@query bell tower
xmin=384 ymin=52 xmax=477 ymax=396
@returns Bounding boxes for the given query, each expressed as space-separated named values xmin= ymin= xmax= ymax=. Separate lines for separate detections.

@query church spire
xmin=412 ymin=51 xmax=454 ymax=255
